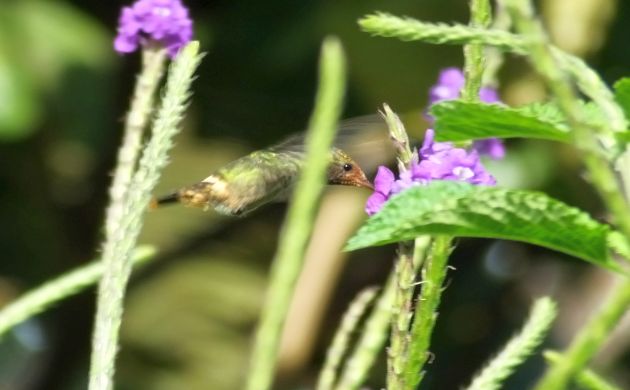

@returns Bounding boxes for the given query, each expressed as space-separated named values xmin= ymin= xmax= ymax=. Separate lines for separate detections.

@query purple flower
xmin=428 ymin=67 xmax=501 ymax=105
xmin=366 ymin=166 xmax=396 ymax=216
xmin=426 ymin=67 xmax=505 ymax=159
xmin=479 ymin=87 xmax=500 ymax=104
xmin=473 ymin=138 xmax=505 ymax=160
xmin=429 ymin=67 xmax=465 ymax=104
xmin=114 ymin=0 xmax=193 ymax=58
xmin=365 ymin=129 xmax=496 ymax=215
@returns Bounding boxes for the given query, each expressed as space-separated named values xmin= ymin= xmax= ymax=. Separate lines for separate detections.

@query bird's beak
xmin=353 ymin=173 xmax=374 ymax=190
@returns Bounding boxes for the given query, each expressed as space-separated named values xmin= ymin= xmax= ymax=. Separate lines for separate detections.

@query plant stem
xmin=544 ymin=351 xmax=622 ymax=390
xmin=403 ymin=236 xmax=452 ymax=387
xmin=401 ymin=1 xmax=489 ymax=384
xmin=0 ymin=246 xmax=155 ymax=338
xmin=316 ymin=287 xmax=379 ymax=390
xmin=462 ymin=0 xmax=491 ymax=101
xmin=379 ymin=104 xmax=432 ymax=390
xmin=380 ymin=103 xmax=413 ymax=171
xmin=534 ymin=279 xmax=630 ymax=390
xmin=483 ymin=2 xmax=511 ymax=87
xmin=335 ymin=273 xmax=395 ymax=390
xmin=498 ymin=0 xmax=630 ymax=388
xmin=105 ymin=48 xmax=166 ymax=239
xmin=334 ymin=139 xmax=429 ymax=390
xmin=245 ymin=37 xmax=346 ymax=390
xmin=88 ymin=42 xmax=202 ymax=390
xmin=359 ymin=6 xmax=630 ymax=390
xmin=387 ymin=237 xmax=431 ymax=390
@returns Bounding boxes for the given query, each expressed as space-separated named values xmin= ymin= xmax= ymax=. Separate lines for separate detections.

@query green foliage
xmin=614 ymin=78 xmax=630 ymax=124
xmin=358 ymin=12 xmax=519 ymax=50
xmin=431 ymin=100 xmax=610 ymax=143
xmin=431 ymin=101 xmax=571 ymax=143
xmin=345 ymin=181 xmax=623 ymax=273
xmin=358 ymin=12 xmax=627 ymax=133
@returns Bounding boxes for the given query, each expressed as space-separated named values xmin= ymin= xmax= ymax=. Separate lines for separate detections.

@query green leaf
xmin=346 ymin=181 xmax=624 ymax=273
xmin=614 ymin=78 xmax=630 ymax=124
xmin=431 ymin=101 xmax=572 ymax=143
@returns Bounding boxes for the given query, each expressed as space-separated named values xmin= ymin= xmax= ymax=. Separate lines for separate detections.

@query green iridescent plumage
xmin=154 ymin=147 xmax=372 ymax=217
xmin=153 ymin=117 xmax=389 ymax=216
xmin=207 ymin=149 xmax=304 ymax=215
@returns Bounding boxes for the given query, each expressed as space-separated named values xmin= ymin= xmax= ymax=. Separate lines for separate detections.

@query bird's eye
xmin=343 ymin=163 xmax=353 ymax=172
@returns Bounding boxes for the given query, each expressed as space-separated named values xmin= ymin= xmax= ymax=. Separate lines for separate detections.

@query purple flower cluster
xmin=365 ymin=67 xmax=503 ymax=216
xmin=365 ymin=129 xmax=496 ymax=215
xmin=114 ymin=0 xmax=193 ymax=58
xmin=428 ymin=67 xmax=505 ymax=160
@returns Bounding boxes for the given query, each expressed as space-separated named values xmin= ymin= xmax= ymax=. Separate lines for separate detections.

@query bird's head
xmin=327 ymin=148 xmax=374 ymax=190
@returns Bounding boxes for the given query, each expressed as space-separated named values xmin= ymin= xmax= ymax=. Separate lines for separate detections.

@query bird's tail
xmin=149 ymin=192 xmax=180 ymax=210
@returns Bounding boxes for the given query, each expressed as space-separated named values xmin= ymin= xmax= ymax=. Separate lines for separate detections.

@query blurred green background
xmin=1 ymin=0 xmax=629 ymax=389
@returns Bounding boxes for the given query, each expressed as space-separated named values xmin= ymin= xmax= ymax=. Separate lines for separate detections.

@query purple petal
xmin=428 ymin=67 xmax=465 ymax=105
xmin=114 ymin=0 xmax=194 ymax=57
xmin=114 ymin=34 xmax=139 ymax=53
xmin=373 ymin=166 xmax=395 ymax=195
xmin=365 ymin=192 xmax=388 ymax=216
xmin=420 ymin=129 xmax=453 ymax=159
xmin=392 ymin=170 xmax=418 ymax=193
xmin=420 ymin=129 xmax=436 ymax=157
xmin=479 ymin=87 xmax=500 ymax=103
xmin=473 ymin=138 xmax=505 ymax=160
xmin=437 ymin=67 xmax=466 ymax=89
xmin=416 ymin=136 xmax=496 ymax=186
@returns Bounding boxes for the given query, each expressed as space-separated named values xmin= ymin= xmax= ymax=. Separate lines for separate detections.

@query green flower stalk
xmin=403 ymin=235 xmax=452 ymax=387
xmin=543 ymin=351 xmax=622 ymax=390
xmin=334 ymin=273 xmax=395 ymax=390
xmin=534 ymin=279 xmax=630 ymax=390
xmin=246 ymin=37 xmax=346 ymax=390
xmin=379 ymin=104 xmax=431 ymax=390
xmin=316 ymin=287 xmax=378 ymax=390
xmin=388 ymin=236 xmax=432 ymax=390
xmin=483 ymin=2 xmax=511 ymax=87
xmin=0 ymin=246 xmax=155 ymax=339
xmin=404 ymin=2 xmax=489 ymax=386
xmin=381 ymin=103 xmax=413 ymax=170
xmin=462 ymin=0 xmax=491 ymax=102
xmin=498 ymin=0 xmax=630 ymax=389
xmin=88 ymin=42 xmax=202 ymax=390
xmin=357 ymin=13 xmax=627 ymax=133
xmin=105 ymin=47 xmax=166 ymax=239
xmin=466 ymin=297 xmax=557 ymax=390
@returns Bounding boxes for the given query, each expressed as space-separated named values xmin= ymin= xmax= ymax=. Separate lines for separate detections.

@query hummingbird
xmin=151 ymin=124 xmax=379 ymax=217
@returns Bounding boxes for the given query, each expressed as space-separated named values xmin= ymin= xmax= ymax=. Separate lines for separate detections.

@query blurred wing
xmin=269 ymin=114 xmax=395 ymax=174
